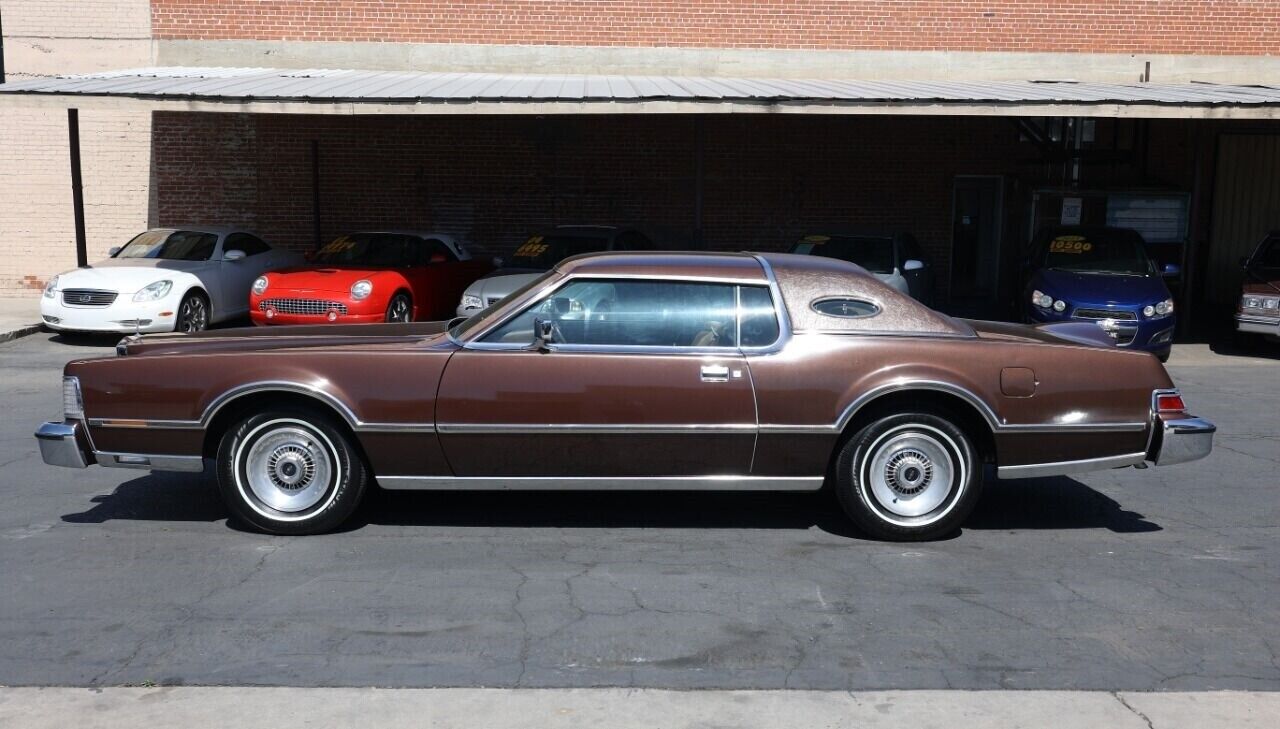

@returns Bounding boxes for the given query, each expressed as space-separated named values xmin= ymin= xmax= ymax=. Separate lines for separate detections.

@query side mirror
xmin=446 ymin=316 xmax=468 ymax=329
xmin=108 ymin=246 xmax=121 ymax=257
xmin=529 ymin=317 xmax=555 ymax=352
xmin=1161 ymin=263 xmax=1181 ymax=278
xmin=223 ymin=249 xmax=246 ymax=262
xmin=902 ymin=259 xmax=925 ymax=272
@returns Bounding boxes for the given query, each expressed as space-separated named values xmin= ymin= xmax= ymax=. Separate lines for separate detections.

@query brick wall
xmin=0 ymin=109 xmax=153 ymax=293
xmin=150 ymin=112 xmax=1197 ymax=302
xmin=3 ymin=0 xmax=150 ymax=40
xmin=151 ymin=1 xmax=1280 ymax=55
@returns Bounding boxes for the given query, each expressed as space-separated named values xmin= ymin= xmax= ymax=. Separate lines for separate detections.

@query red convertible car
xmin=250 ymin=232 xmax=490 ymax=325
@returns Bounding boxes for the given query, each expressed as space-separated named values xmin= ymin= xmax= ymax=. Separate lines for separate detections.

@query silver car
xmin=790 ymin=232 xmax=934 ymax=305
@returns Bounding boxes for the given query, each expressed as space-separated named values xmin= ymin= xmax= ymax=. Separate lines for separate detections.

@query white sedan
xmin=41 ymin=227 xmax=301 ymax=334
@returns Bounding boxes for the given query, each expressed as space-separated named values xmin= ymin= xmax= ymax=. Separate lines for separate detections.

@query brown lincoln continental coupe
xmin=36 ymin=252 xmax=1214 ymax=540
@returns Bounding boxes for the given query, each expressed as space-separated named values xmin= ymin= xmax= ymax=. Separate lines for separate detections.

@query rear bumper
xmin=34 ymin=421 xmax=90 ymax=469
xmin=1151 ymin=416 xmax=1216 ymax=466
xmin=1235 ymin=314 xmax=1279 ymax=336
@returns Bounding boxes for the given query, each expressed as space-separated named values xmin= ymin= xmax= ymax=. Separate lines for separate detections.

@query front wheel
xmin=835 ymin=413 xmax=982 ymax=541
xmin=216 ymin=408 xmax=368 ymax=535
xmin=175 ymin=291 xmax=210 ymax=332
xmin=385 ymin=293 xmax=412 ymax=323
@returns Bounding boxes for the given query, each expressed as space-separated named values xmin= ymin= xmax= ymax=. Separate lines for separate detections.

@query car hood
xmin=55 ymin=259 xmax=206 ymax=294
xmin=1243 ymin=273 xmax=1280 ymax=295
xmin=118 ymin=321 xmax=453 ymax=357
xmin=463 ymin=271 xmax=543 ymax=304
xmin=264 ymin=267 xmax=395 ymax=294
xmin=1032 ymin=268 xmax=1170 ymax=306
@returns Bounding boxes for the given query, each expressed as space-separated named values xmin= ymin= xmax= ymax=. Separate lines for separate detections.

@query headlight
xmin=132 ymin=280 xmax=172 ymax=302
xmin=350 ymin=279 xmax=373 ymax=300
xmin=252 ymin=275 xmax=269 ymax=295
xmin=1052 ymin=299 xmax=1066 ymax=312
xmin=63 ymin=376 xmax=83 ymax=419
xmin=1146 ymin=298 xmax=1174 ymax=318
xmin=44 ymin=275 xmax=59 ymax=299
xmin=1031 ymin=290 xmax=1054 ymax=308
xmin=461 ymin=293 xmax=483 ymax=310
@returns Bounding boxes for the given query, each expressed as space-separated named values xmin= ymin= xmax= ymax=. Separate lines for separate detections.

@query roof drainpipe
xmin=1 ymin=6 xmax=7 ymax=84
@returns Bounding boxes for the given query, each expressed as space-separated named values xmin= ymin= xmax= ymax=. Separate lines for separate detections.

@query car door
xmin=219 ymin=233 xmax=275 ymax=316
xmin=435 ymin=277 xmax=757 ymax=478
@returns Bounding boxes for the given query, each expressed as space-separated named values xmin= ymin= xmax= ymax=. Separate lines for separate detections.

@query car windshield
xmin=114 ymin=230 xmax=218 ymax=261
xmin=1251 ymin=237 xmax=1280 ymax=272
xmin=508 ymin=234 xmax=610 ymax=270
xmin=1040 ymin=229 xmax=1154 ymax=276
xmin=448 ymin=270 xmax=560 ymax=340
xmin=313 ymin=233 xmax=421 ymax=266
xmin=790 ymin=235 xmax=895 ymax=274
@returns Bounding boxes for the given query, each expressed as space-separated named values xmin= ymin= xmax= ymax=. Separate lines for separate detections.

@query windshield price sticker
xmin=1050 ymin=236 xmax=1093 ymax=254
xmin=515 ymin=237 xmax=549 ymax=258
xmin=320 ymin=238 xmax=356 ymax=254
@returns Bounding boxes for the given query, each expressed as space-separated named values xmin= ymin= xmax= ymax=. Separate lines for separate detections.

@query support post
xmin=693 ymin=116 xmax=704 ymax=248
xmin=68 ymin=108 xmax=88 ymax=268
xmin=311 ymin=139 xmax=322 ymax=249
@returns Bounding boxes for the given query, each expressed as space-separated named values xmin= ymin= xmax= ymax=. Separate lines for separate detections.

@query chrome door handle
xmin=700 ymin=364 xmax=730 ymax=382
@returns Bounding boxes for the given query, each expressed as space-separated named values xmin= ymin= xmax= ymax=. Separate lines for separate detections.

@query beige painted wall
xmin=0 ymin=0 xmax=153 ymax=294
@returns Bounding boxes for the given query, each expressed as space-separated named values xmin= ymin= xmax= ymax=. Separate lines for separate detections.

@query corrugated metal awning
xmin=2 ymin=67 xmax=1279 ymax=118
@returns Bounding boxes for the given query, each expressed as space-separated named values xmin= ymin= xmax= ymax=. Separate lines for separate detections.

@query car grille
xmin=258 ymin=299 xmax=349 ymax=315
xmin=1072 ymin=307 xmax=1137 ymax=321
xmin=62 ymin=289 xmax=117 ymax=307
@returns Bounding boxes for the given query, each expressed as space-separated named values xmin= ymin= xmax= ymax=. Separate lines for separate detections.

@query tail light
xmin=1155 ymin=391 xmax=1187 ymax=414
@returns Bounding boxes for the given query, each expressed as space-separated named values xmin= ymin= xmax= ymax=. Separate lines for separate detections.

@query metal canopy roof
xmin=2 ymin=67 xmax=1279 ymax=118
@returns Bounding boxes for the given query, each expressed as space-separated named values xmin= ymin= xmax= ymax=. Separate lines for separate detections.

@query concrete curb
xmin=0 ymin=323 xmax=42 ymax=344
xmin=0 ymin=688 xmax=1276 ymax=729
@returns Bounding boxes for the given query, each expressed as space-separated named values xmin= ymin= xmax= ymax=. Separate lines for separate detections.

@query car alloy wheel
xmin=385 ymin=293 xmax=412 ymax=323
xmin=177 ymin=293 xmax=209 ymax=332
xmin=835 ymin=412 xmax=982 ymax=541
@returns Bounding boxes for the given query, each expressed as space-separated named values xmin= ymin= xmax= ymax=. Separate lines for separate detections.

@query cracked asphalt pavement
xmin=2 ymin=331 xmax=1278 ymax=690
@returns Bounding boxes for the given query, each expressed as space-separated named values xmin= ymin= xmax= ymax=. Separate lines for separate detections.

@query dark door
xmin=435 ymin=278 xmax=757 ymax=477
xmin=950 ymin=177 xmax=1003 ymax=306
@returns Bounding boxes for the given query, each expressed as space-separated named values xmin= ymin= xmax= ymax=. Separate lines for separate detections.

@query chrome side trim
xmin=996 ymin=451 xmax=1147 ymax=480
xmin=95 ymin=451 xmax=206 ymax=472
xmin=436 ymin=423 xmax=756 ymax=435
xmin=377 ymin=475 xmax=824 ymax=491
xmin=88 ymin=382 xmax=438 ymax=434
xmin=757 ymin=420 xmax=1146 ymax=435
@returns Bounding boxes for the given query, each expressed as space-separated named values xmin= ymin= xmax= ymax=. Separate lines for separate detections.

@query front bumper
xmin=251 ymin=309 xmax=384 ymax=326
xmin=40 ymin=295 xmax=177 ymax=334
xmin=1235 ymin=314 xmax=1280 ymax=336
xmin=1151 ymin=416 xmax=1216 ymax=466
xmin=34 ymin=421 xmax=90 ymax=469
xmin=1027 ymin=306 xmax=1173 ymax=354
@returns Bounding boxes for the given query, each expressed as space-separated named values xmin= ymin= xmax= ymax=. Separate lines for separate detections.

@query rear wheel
xmin=175 ymin=291 xmax=209 ymax=332
xmin=385 ymin=293 xmax=412 ymax=323
xmin=216 ymin=407 xmax=368 ymax=535
xmin=835 ymin=412 xmax=982 ymax=541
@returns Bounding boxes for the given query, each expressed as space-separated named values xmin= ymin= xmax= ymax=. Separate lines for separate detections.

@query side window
xmin=422 ymin=238 xmax=457 ymax=264
xmin=224 ymin=233 xmax=270 ymax=257
xmin=169 ymin=231 xmax=219 ymax=261
xmin=615 ymin=231 xmax=654 ymax=251
xmin=481 ymin=279 xmax=737 ymax=348
xmin=738 ymin=286 xmax=781 ymax=347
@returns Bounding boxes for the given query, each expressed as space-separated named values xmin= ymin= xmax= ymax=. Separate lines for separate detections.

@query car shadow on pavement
xmin=967 ymin=477 xmax=1161 ymax=533
xmin=60 ymin=471 xmax=1160 ymax=537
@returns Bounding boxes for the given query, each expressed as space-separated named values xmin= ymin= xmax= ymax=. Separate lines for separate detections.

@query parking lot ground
xmin=1 ymin=331 xmax=1278 ymax=691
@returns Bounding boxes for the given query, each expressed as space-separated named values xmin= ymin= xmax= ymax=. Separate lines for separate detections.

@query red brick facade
xmin=151 ymin=1 xmax=1280 ymax=55
xmin=151 ymin=112 xmax=1199 ymax=301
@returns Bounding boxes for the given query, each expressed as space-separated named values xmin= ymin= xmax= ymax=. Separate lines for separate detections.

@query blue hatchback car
xmin=1023 ymin=225 xmax=1179 ymax=361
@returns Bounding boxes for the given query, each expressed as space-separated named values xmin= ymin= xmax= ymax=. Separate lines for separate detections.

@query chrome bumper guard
xmin=1152 ymin=416 xmax=1215 ymax=466
xmin=34 ymin=421 xmax=89 ymax=469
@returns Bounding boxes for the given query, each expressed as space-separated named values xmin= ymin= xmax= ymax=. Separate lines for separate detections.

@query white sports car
xmin=41 ymin=227 xmax=302 ymax=334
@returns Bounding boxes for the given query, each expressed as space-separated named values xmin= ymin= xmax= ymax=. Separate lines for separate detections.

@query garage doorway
xmin=949 ymin=176 xmax=1004 ymax=309
xmin=1208 ymin=135 xmax=1280 ymax=315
